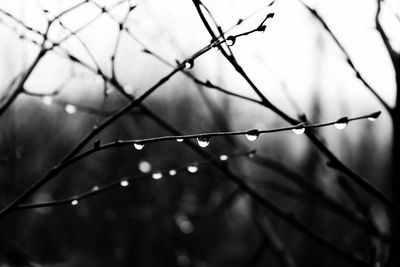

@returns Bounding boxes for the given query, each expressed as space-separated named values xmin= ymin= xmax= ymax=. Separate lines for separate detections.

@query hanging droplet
xmin=42 ymin=96 xmax=53 ymax=105
xmin=138 ymin=161 xmax=152 ymax=173
xmin=226 ymin=36 xmax=236 ymax=46
xmin=169 ymin=169 xmax=177 ymax=176
xmin=65 ymin=104 xmax=76 ymax=114
xmin=176 ymin=138 xmax=184 ymax=142
xmin=133 ymin=143 xmax=144 ymax=150
xmin=120 ymin=180 xmax=129 ymax=187
xmin=184 ymin=59 xmax=193 ymax=69
xmin=368 ymin=111 xmax=381 ymax=121
xmin=92 ymin=185 xmax=99 ymax=191
xmin=248 ymin=151 xmax=256 ymax=158
xmin=71 ymin=199 xmax=79 ymax=206
xmin=219 ymin=154 xmax=228 ymax=161
xmin=334 ymin=122 xmax=347 ymax=130
xmin=292 ymin=123 xmax=306 ymax=135
xmin=197 ymin=137 xmax=210 ymax=148
xmin=187 ymin=165 xmax=198 ymax=173
xmin=334 ymin=117 xmax=348 ymax=130
xmin=292 ymin=128 xmax=305 ymax=135
xmin=245 ymin=129 xmax=259 ymax=141
xmin=152 ymin=172 xmax=163 ymax=180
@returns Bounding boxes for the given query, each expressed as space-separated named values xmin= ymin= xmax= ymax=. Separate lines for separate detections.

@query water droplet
xmin=71 ymin=199 xmax=79 ymax=206
xmin=334 ymin=122 xmax=347 ymax=130
xmin=42 ymin=96 xmax=53 ymax=105
xmin=175 ymin=213 xmax=194 ymax=234
xmin=176 ymin=138 xmax=184 ymax=142
xmin=292 ymin=128 xmax=305 ymax=135
xmin=177 ymin=253 xmax=191 ymax=267
xmin=187 ymin=165 xmax=198 ymax=173
xmin=138 ymin=161 xmax=152 ymax=173
xmin=133 ymin=143 xmax=144 ymax=150
xmin=197 ymin=137 xmax=210 ymax=148
xmin=184 ymin=60 xmax=193 ymax=69
xmin=368 ymin=111 xmax=381 ymax=121
xmin=152 ymin=172 xmax=163 ymax=180
xmin=180 ymin=221 xmax=193 ymax=234
xmin=219 ymin=154 xmax=228 ymax=161
xmin=120 ymin=180 xmax=129 ymax=187
xmin=65 ymin=104 xmax=76 ymax=114
xmin=226 ymin=36 xmax=236 ymax=46
xmin=248 ymin=151 xmax=256 ymax=158
xmin=292 ymin=124 xmax=305 ymax=135
xmin=334 ymin=117 xmax=348 ymax=130
xmin=245 ymin=129 xmax=259 ymax=141
xmin=92 ymin=186 xmax=99 ymax=191
xmin=169 ymin=169 xmax=177 ymax=176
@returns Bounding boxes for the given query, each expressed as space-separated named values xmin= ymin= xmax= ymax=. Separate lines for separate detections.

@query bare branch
xmin=192 ymin=0 xmax=398 ymax=214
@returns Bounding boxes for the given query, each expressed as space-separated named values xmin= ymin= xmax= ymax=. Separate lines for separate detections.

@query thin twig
xmin=192 ymin=0 xmax=398 ymax=214
xmin=16 ymin=150 xmax=251 ymax=210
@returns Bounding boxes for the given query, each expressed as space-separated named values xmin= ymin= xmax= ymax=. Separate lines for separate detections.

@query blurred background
xmin=0 ymin=0 xmax=399 ymax=266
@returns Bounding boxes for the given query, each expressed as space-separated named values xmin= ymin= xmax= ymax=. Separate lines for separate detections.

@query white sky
xmin=0 ymin=0 xmax=399 ymax=127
